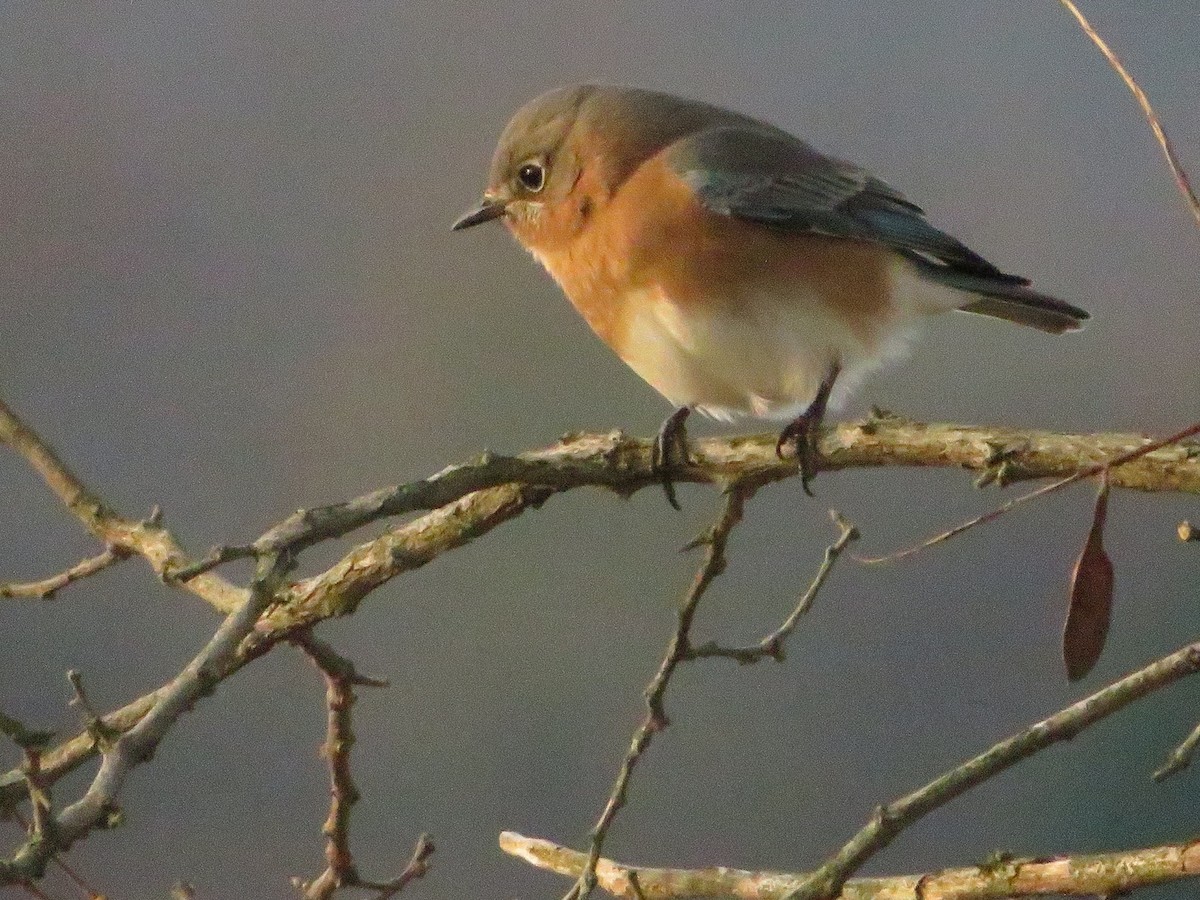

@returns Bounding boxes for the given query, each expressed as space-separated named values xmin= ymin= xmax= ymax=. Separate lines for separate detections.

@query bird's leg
xmin=776 ymin=361 xmax=841 ymax=497
xmin=651 ymin=406 xmax=692 ymax=511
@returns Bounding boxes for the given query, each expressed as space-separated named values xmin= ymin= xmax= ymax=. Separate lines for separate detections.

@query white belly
xmin=617 ymin=261 xmax=933 ymax=421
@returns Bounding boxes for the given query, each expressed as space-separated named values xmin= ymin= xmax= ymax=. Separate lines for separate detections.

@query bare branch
xmin=0 ymin=547 xmax=129 ymax=601
xmin=857 ymin=419 xmax=1200 ymax=564
xmin=7 ymin=389 xmax=1200 ymax=606
xmin=7 ymin=418 xmax=1200 ymax=814
xmin=500 ymin=830 xmax=1200 ymax=899
xmin=169 ymin=421 xmax=1200 ymax=582
xmin=0 ymin=554 xmax=289 ymax=884
xmin=1154 ymin=720 xmax=1200 ymax=782
xmin=1057 ymin=0 xmax=1200 ymax=229
xmin=687 ymin=510 xmax=859 ymax=664
xmin=291 ymin=633 xmax=425 ymax=900
xmin=564 ymin=483 xmax=757 ymax=900
xmin=0 ymin=397 xmax=247 ymax=615
xmin=780 ymin=640 xmax=1200 ymax=900
xmin=363 ymin=834 xmax=434 ymax=899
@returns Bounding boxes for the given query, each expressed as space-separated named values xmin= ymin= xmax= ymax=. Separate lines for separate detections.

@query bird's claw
xmin=776 ymin=415 xmax=822 ymax=496
xmin=652 ymin=407 xmax=692 ymax=511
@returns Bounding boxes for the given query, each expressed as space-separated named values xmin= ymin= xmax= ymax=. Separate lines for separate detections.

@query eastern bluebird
xmin=454 ymin=85 xmax=1088 ymax=506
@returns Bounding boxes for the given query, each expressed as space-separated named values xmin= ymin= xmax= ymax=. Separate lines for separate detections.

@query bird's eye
xmin=516 ymin=161 xmax=545 ymax=192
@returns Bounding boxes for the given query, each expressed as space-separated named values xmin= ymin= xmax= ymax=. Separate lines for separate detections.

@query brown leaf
xmin=1063 ymin=476 xmax=1114 ymax=681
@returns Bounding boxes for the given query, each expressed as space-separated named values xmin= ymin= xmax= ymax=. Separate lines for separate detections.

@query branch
xmin=564 ymin=483 xmax=757 ymax=900
xmin=0 ymin=555 xmax=289 ymax=883
xmin=291 ymin=634 xmax=432 ymax=900
xmin=780 ymin=640 xmax=1200 ymax=900
xmin=686 ymin=511 xmax=859 ymax=664
xmin=202 ymin=419 xmax=1200 ymax=637
xmin=499 ymin=830 xmax=1200 ymax=899
xmin=1057 ymin=0 xmax=1200 ymax=229
xmin=857 ymin=419 xmax=1200 ymax=564
xmin=0 ymin=547 xmax=129 ymax=600
xmin=171 ymin=420 xmax=1200 ymax=583
xmin=0 ymin=397 xmax=248 ymax=615
xmin=7 ymin=388 xmax=1199 ymax=610
xmin=1154 ymin=720 xmax=1200 ymax=782
xmin=6 ymin=418 xmax=1198 ymax=807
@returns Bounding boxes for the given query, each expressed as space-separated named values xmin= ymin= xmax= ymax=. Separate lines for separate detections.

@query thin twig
xmin=9 ymin=812 xmax=106 ymax=900
xmin=0 ymin=396 xmax=247 ymax=614
xmin=500 ymin=830 xmax=1200 ymax=899
xmin=0 ymin=547 xmax=129 ymax=600
xmin=0 ymin=554 xmax=289 ymax=884
xmin=292 ymin=633 xmax=416 ymax=900
xmin=1153 ymin=720 xmax=1200 ymax=782
xmin=1058 ymin=0 xmax=1200 ymax=229
xmin=687 ymin=510 xmax=859 ymax=664
xmin=17 ymin=880 xmax=58 ymax=900
xmin=778 ymin=640 xmax=1200 ymax=900
xmin=563 ymin=482 xmax=758 ymax=900
xmin=857 ymin=420 xmax=1200 ymax=564
xmin=362 ymin=834 xmax=435 ymax=899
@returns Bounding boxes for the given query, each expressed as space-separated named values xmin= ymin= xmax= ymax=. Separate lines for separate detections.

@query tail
xmin=908 ymin=257 xmax=1089 ymax=335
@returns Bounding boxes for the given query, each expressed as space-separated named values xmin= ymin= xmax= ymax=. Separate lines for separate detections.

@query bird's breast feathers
xmin=609 ymin=279 xmax=919 ymax=421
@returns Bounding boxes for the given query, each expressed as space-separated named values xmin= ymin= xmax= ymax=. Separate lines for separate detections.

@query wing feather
xmin=666 ymin=127 xmax=1015 ymax=281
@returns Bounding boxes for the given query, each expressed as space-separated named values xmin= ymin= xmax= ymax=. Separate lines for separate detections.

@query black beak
xmin=452 ymin=199 xmax=507 ymax=231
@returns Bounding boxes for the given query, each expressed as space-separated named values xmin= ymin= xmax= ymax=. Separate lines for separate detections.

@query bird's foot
xmin=651 ymin=407 xmax=692 ymax=511
xmin=776 ymin=413 xmax=823 ymax=497
xmin=775 ymin=361 xmax=841 ymax=497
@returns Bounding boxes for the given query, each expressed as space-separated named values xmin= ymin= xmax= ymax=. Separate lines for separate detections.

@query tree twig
xmin=0 ymin=554 xmax=289 ymax=884
xmin=169 ymin=420 xmax=1200 ymax=583
xmin=857 ymin=419 xmax=1200 ymax=564
xmin=564 ymin=482 xmax=758 ymax=900
xmin=1057 ymin=0 xmax=1200 ymax=229
xmin=0 ymin=547 xmax=129 ymax=600
xmin=0 ymin=397 xmax=247 ymax=614
xmin=500 ymin=830 xmax=1200 ymax=899
xmin=686 ymin=510 xmax=859 ymax=664
xmin=779 ymin=640 xmax=1200 ymax=900
xmin=290 ymin=633 xmax=428 ymax=900
xmin=1153 ymin=720 xmax=1200 ymax=782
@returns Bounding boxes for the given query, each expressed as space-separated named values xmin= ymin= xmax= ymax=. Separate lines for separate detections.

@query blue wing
xmin=662 ymin=126 xmax=1088 ymax=333
xmin=664 ymin=126 xmax=1018 ymax=282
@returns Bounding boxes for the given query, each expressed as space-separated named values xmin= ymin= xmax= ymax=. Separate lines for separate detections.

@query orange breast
xmin=535 ymin=151 xmax=897 ymax=359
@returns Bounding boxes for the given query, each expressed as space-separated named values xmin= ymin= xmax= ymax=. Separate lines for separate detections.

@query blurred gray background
xmin=2 ymin=2 xmax=1198 ymax=898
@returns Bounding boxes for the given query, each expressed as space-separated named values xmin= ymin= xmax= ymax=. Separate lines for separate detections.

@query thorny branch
xmin=291 ymin=633 xmax=433 ymax=900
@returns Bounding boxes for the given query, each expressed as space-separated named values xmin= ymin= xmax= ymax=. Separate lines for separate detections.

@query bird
xmin=453 ymin=84 xmax=1088 ymax=507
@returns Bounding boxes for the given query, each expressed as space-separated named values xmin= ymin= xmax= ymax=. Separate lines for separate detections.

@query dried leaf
xmin=1063 ymin=477 xmax=1114 ymax=681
